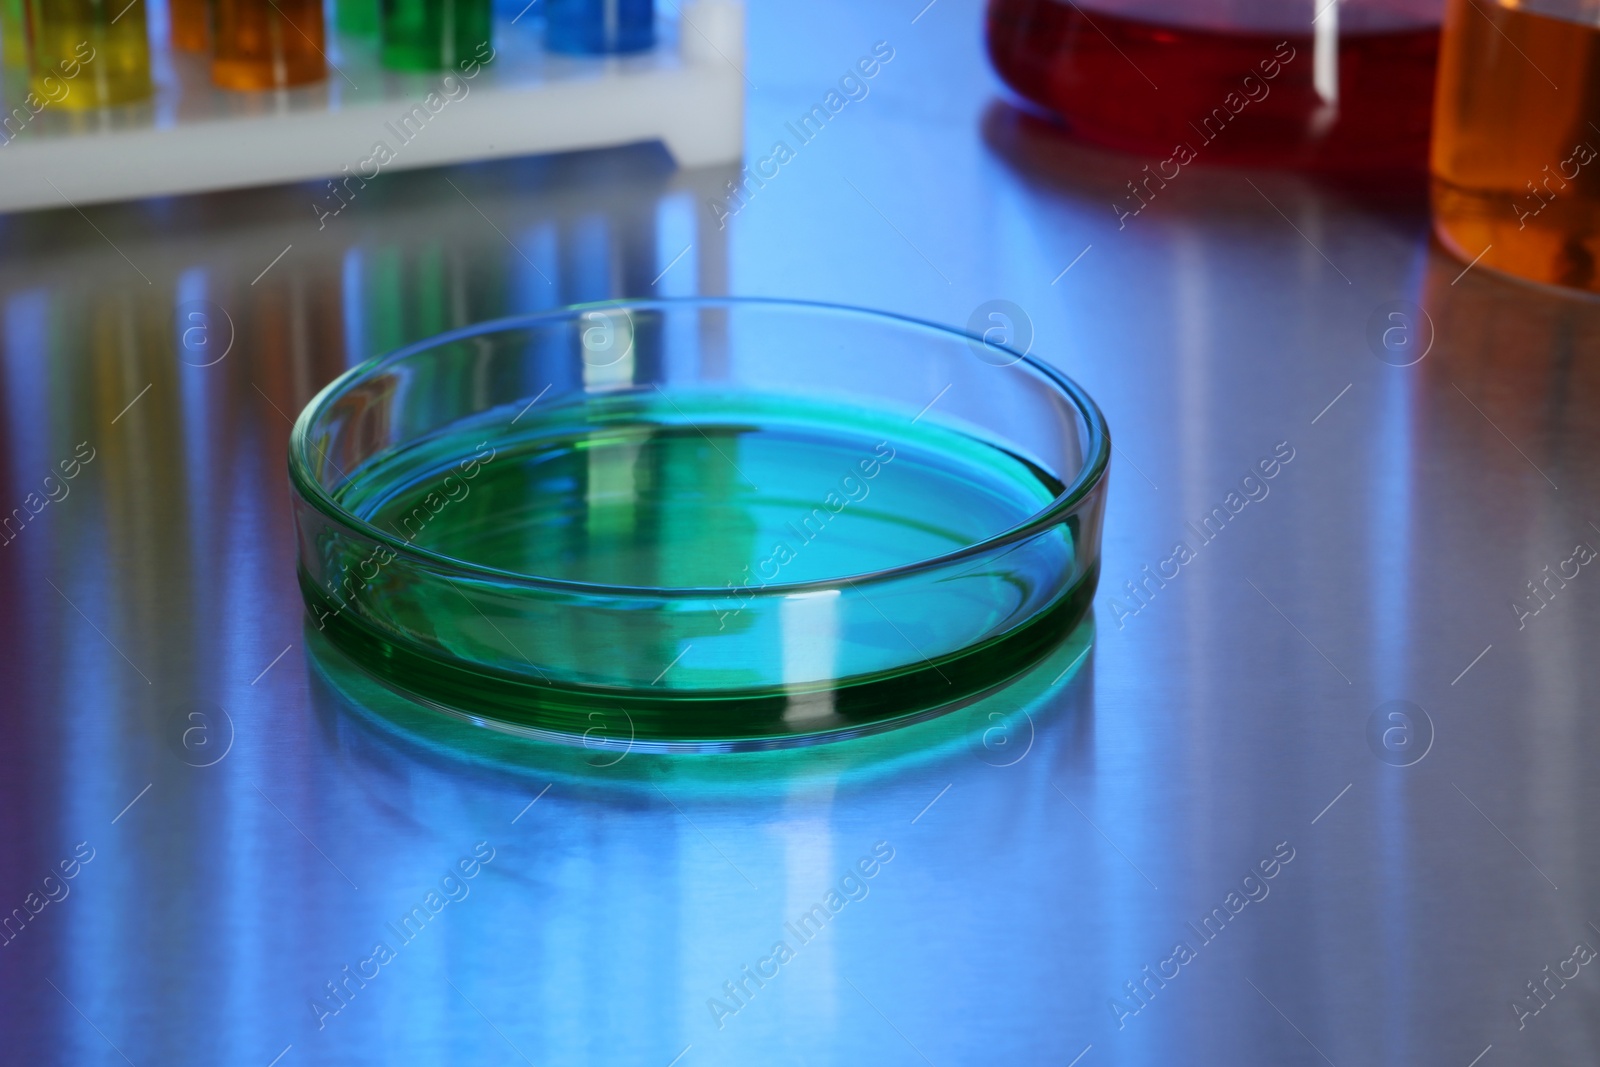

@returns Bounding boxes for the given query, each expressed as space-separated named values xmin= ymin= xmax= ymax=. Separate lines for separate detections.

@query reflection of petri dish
xmin=289 ymin=298 xmax=1110 ymax=750
xmin=305 ymin=617 xmax=1097 ymax=801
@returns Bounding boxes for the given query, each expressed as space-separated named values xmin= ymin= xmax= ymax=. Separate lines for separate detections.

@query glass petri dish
xmin=288 ymin=298 xmax=1110 ymax=750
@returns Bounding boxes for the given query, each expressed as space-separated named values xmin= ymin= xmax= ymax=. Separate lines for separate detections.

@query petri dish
xmin=288 ymin=298 xmax=1110 ymax=750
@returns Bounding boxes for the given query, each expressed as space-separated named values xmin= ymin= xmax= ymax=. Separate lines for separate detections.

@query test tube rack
xmin=0 ymin=0 xmax=744 ymax=214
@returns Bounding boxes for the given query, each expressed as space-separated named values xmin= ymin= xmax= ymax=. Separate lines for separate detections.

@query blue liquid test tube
xmin=545 ymin=0 xmax=653 ymax=54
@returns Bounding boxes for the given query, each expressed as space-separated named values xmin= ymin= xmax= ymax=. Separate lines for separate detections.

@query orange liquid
xmin=170 ymin=0 xmax=208 ymax=51
xmin=1431 ymin=0 xmax=1600 ymax=292
xmin=211 ymin=0 xmax=326 ymax=90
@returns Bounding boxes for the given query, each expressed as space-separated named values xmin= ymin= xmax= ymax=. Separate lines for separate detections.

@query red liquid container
xmin=986 ymin=0 xmax=1443 ymax=172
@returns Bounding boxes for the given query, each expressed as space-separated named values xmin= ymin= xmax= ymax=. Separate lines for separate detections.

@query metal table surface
xmin=2 ymin=2 xmax=1597 ymax=1064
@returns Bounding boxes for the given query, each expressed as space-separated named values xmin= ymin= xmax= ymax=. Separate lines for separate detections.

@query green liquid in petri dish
xmin=339 ymin=392 xmax=1062 ymax=592
xmin=294 ymin=301 xmax=1109 ymax=748
xmin=314 ymin=391 xmax=1086 ymax=744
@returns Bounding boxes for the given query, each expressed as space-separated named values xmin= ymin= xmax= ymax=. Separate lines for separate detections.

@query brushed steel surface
xmin=1 ymin=2 xmax=1596 ymax=1064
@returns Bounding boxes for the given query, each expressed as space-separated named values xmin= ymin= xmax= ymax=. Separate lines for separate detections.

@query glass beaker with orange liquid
xmin=986 ymin=0 xmax=1444 ymax=172
xmin=1432 ymin=0 xmax=1600 ymax=294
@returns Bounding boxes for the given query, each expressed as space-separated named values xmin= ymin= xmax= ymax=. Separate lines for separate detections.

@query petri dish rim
xmin=288 ymin=295 xmax=1111 ymax=599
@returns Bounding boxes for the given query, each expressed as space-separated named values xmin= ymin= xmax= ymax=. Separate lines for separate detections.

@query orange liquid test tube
xmin=211 ymin=0 xmax=327 ymax=90
xmin=169 ymin=0 xmax=208 ymax=51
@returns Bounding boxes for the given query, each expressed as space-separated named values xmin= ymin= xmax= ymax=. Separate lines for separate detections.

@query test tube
xmin=337 ymin=0 xmax=379 ymax=38
xmin=380 ymin=0 xmax=491 ymax=70
xmin=545 ymin=0 xmax=653 ymax=55
xmin=26 ymin=0 xmax=152 ymax=108
xmin=168 ymin=0 xmax=207 ymax=51
xmin=211 ymin=0 xmax=327 ymax=90
xmin=2 ymin=0 xmax=27 ymax=71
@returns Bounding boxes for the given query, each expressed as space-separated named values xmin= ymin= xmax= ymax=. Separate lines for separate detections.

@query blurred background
xmin=2 ymin=0 xmax=1600 ymax=1064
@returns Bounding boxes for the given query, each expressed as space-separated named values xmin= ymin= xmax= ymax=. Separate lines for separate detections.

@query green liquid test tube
xmin=2 ymin=0 xmax=27 ymax=71
xmin=27 ymin=0 xmax=151 ymax=107
xmin=337 ymin=0 xmax=378 ymax=38
xmin=381 ymin=0 xmax=491 ymax=71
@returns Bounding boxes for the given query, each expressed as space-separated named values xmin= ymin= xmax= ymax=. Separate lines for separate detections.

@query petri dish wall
xmin=986 ymin=0 xmax=1443 ymax=172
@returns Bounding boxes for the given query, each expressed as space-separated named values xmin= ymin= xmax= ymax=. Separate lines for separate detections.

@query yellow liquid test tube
xmin=27 ymin=0 xmax=152 ymax=108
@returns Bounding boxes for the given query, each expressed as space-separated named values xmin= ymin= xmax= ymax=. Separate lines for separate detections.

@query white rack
xmin=0 ymin=0 xmax=743 ymax=213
